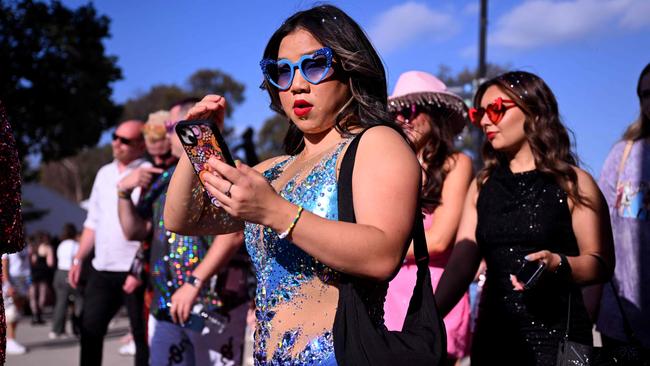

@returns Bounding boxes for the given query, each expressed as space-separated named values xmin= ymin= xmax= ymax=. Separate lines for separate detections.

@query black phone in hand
xmin=516 ymin=260 xmax=546 ymax=290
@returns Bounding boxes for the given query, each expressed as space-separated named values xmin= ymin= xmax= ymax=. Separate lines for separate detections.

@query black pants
xmin=80 ymin=267 xmax=148 ymax=366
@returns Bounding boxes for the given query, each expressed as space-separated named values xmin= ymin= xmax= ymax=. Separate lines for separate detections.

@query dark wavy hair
xmin=418 ymin=107 xmax=460 ymax=210
xmin=60 ymin=222 xmax=78 ymax=241
xmin=622 ymin=62 xmax=650 ymax=141
xmin=474 ymin=71 xmax=588 ymax=206
xmin=260 ymin=5 xmax=400 ymax=155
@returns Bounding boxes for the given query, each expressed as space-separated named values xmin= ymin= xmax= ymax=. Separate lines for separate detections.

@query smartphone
xmin=175 ymin=120 xmax=236 ymax=206
xmin=155 ymin=308 xmax=205 ymax=332
xmin=516 ymin=259 xmax=546 ymax=290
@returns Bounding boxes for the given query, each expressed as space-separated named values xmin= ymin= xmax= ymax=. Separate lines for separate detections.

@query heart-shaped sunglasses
xmin=468 ymin=97 xmax=517 ymax=126
xmin=260 ymin=47 xmax=333 ymax=91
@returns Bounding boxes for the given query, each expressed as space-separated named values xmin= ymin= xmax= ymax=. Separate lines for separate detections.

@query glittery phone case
xmin=175 ymin=120 xmax=235 ymax=206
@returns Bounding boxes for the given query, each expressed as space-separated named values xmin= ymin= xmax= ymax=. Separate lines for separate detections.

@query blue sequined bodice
xmin=245 ymin=141 xmax=350 ymax=366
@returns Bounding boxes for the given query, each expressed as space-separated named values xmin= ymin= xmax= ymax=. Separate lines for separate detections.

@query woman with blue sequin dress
xmin=164 ymin=5 xmax=421 ymax=366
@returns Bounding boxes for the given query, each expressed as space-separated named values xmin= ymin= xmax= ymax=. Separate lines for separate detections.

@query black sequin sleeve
xmin=0 ymin=101 xmax=25 ymax=254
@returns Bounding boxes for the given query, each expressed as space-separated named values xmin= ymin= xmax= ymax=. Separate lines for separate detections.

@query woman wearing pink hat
xmin=384 ymin=71 xmax=473 ymax=364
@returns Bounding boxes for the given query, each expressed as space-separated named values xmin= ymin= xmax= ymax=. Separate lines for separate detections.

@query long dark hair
xmin=622 ymin=63 xmax=650 ymax=141
xmin=474 ymin=71 xmax=588 ymax=206
xmin=419 ymin=107 xmax=460 ymax=210
xmin=60 ymin=223 xmax=78 ymax=241
xmin=260 ymin=5 xmax=399 ymax=155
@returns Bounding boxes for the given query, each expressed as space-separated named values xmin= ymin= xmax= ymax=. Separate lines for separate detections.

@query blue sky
xmin=63 ymin=0 xmax=650 ymax=175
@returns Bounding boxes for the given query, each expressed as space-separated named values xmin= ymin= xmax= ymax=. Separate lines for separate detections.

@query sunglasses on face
xmin=468 ymin=97 xmax=517 ymax=126
xmin=164 ymin=120 xmax=178 ymax=134
xmin=260 ymin=47 xmax=334 ymax=91
xmin=392 ymin=104 xmax=420 ymax=124
xmin=112 ymin=132 xmax=141 ymax=146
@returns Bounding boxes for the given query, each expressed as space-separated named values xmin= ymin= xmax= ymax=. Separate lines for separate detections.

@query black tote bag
xmin=333 ymin=129 xmax=447 ymax=366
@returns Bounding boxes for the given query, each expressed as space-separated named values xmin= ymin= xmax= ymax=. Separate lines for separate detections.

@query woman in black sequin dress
xmin=435 ymin=72 xmax=615 ymax=365
xmin=0 ymin=100 xmax=26 ymax=364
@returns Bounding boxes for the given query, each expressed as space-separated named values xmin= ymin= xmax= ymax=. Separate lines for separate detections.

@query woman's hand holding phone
xmin=185 ymin=95 xmax=227 ymax=130
xmin=199 ymin=156 xmax=290 ymax=229
xmin=510 ymin=250 xmax=563 ymax=291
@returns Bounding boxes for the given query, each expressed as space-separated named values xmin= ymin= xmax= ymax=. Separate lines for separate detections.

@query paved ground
xmin=6 ymin=309 xmax=132 ymax=366
xmin=6 ymin=307 xmax=256 ymax=366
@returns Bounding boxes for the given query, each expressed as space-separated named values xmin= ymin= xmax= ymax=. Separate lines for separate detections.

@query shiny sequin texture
xmin=0 ymin=100 xmax=24 ymax=365
xmin=245 ymin=140 xmax=351 ymax=366
xmin=472 ymin=164 xmax=593 ymax=365
xmin=137 ymin=167 xmax=220 ymax=316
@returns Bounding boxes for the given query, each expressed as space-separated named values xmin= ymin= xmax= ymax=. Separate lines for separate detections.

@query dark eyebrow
xmin=277 ymin=48 xmax=323 ymax=61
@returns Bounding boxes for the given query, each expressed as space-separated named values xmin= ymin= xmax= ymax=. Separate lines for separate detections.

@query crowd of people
xmin=0 ymin=4 xmax=649 ymax=366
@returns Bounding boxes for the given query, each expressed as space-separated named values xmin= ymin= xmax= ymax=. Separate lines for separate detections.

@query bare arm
xmin=2 ymin=256 xmax=9 ymax=285
xmin=164 ymin=95 xmax=243 ymax=236
xmin=204 ymin=127 xmax=421 ymax=281
xmin=524 ymin=168 xmax=615 ymax=285
xmin=46 ymin=245 xmax=55 ymax=268
xmin=118 ymin=197 xmax=152 ymax=241
xmin=406 ymin=153 xmax=473 ymax=258
xmin=192 ymin=231 xmax=244 ymax=281
xmin=68 ymin=227 xmax=95 ymax=288
xmin=170 ymin=231 xmax=244 ymax=323
xmin=435 ymin=178 xmax=482 ymax=317
xmin=567 ymin=168 xmax=615 ymax=283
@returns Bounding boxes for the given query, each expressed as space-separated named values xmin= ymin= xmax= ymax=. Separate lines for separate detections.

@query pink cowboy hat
xmin=388 ymin=71 xmax=468 ymax=135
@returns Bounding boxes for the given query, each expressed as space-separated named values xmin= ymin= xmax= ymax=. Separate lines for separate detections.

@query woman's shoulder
xmin=445 ymin=152 xmax=472 ymax=173
xmin=354 ymin=125 xmax=412 ymax=154
xmin=356 ymin=125 xmax=417 ymax=161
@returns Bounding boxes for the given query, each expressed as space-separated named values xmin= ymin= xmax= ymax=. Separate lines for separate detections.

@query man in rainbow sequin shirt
xmin=117 ymin=101 xmax=249 ymax=366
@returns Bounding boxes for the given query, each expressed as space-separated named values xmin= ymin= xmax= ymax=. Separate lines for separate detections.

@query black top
xmin=472 ymin=164 xmax=592 ymax=366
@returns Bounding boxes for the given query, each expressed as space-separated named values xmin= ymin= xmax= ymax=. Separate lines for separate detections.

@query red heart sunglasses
xmin=468 ymin=97 xmax=517 ymax=126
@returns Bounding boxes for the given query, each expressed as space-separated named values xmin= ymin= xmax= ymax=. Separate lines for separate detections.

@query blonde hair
xmin=143 ymin=110 xmax=170 ymax=141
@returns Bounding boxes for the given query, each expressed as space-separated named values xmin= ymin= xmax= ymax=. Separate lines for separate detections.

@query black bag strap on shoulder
xmin=333 ymin=127 xmax=447 ymax=366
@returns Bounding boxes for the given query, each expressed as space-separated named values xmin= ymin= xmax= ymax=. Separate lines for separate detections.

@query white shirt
xmin=2 ymin=247 xmax=30 ymax=278
xmin=56 ymin=239 xmax=79 ymax=270
xmin=83 ymin=159 xmax=150 ymax=272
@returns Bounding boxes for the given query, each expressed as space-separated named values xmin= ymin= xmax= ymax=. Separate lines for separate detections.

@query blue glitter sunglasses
xmin=260 ymin=47 xmax=333 ymax=91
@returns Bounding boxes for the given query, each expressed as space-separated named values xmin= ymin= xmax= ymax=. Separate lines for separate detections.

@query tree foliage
xmin=0 ymin=0 xmax=122 ymax=162
xmin=121 ymin=69 xmax=246 ymax=121
xmin=436 ymin=63 xmax=511 ymax=169
xmin=39 ymin=144 xmax=113 ymax=202
xmin=436 ymin=63 xmax=510 ymax=87
xmin=256 ymin=114 xmax=289 ymax=160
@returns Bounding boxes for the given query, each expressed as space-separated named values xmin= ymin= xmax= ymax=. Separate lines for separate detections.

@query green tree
xmin=39 ymin=144 xmax=113 ymax=202
xmin=436 ymin=63 xmax=510 ymax=169
xmin=121 ymin=69 xmax=246 ymax=121
xmin=121 ymin=85 xmax=187 ymax=122
xmin=0 ymin=0 xmax=122 ymax=162
xmin=188 ymin=69 xmax=245 ymax=118
xmin=437 ymin=63 xmax=510 ymax=87
xmin=256 ymin=114 xmax=289 ymax=160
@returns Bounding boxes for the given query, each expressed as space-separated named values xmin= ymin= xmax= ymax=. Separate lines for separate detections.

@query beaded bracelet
xmin=117 ymin=189 xmax=132 ymax=200
xmin=278 ymin=206 xmax=304 ymax=239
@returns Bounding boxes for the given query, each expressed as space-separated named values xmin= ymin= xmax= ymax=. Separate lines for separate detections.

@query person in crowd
xmin=117 ymin=99 xmax=249 ymax=365
xmin=50 ymin=223 xmax=81 ymax=339
xmin=68 ymin=119 xmax=150 ymax=366
xmin=28 ymin=231 xmax=54 ymax=325
xmin=143 ymin=110 xmax=176 ymax=169
xmin=163 ymin=5 xmax=422 ymax=365
xmin=114 ymin=109 xmax=177 ymax=358
xmin=435 ymin=71 xmax=615 ymax=365
xmin=0 ymin=99 xmax=26 ymax=360
xmin=2 ymin=246 xmax=30 ymax=355
xmin=383 ymin=71 xmax=472 ymax=364
xmin=595 ymin=62 xmax=650 ymax=349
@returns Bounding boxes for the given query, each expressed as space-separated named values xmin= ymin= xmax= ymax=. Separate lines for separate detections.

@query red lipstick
xmin=486 ymin=131 xmax=498 ymax=141
xmin=293 ymin=99 xmax=313 ymax=117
